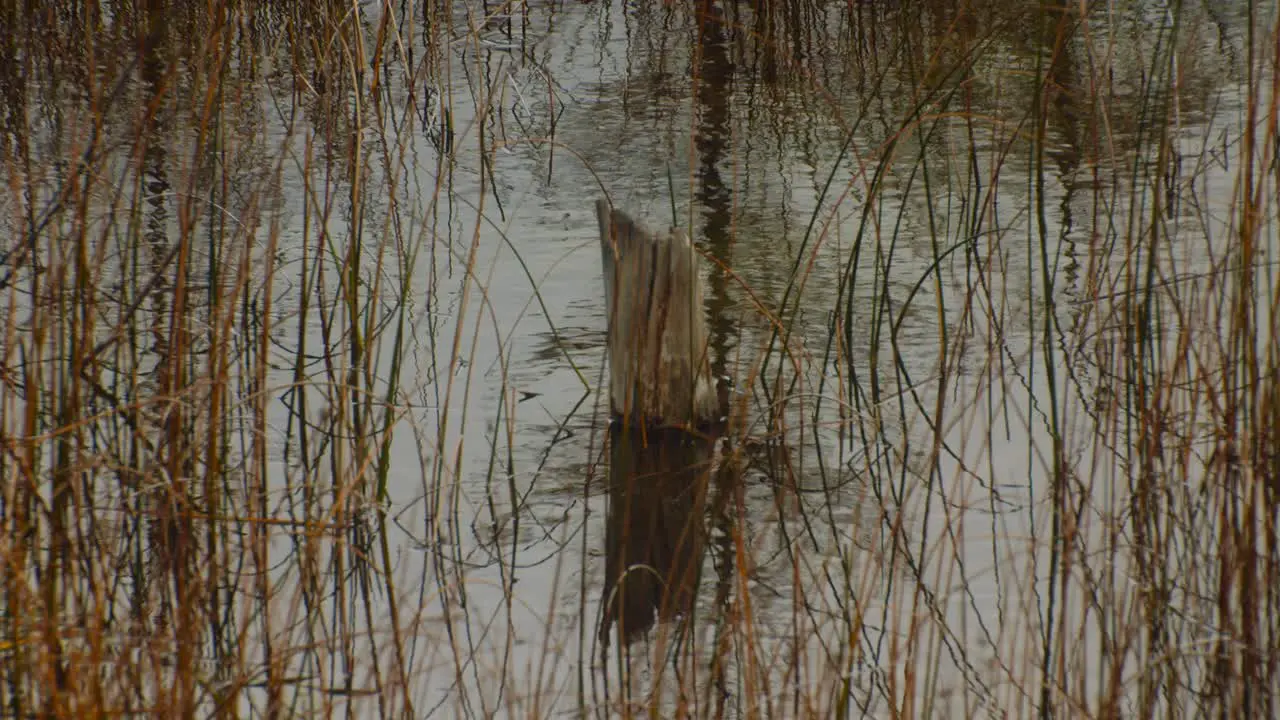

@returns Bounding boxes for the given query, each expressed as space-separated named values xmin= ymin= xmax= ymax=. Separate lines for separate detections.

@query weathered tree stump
xmin=596 ymin=198 xmax=721 ymax=430
xmin=595 ymin=198 xmax=723 ymax=647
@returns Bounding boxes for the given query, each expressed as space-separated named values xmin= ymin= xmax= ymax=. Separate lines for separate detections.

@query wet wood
xmin=596 ymin=198 xmax=721 ymax=429
xmin=595 ymin=198 xmax=727 ymax=647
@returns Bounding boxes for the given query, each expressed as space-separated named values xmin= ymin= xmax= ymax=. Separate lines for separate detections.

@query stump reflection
xmin=601 ymin=422 xmax=716 ymax=647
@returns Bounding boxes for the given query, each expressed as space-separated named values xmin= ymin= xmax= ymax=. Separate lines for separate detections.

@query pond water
xmin=3 ymin=0 xmax=1276 ymax=717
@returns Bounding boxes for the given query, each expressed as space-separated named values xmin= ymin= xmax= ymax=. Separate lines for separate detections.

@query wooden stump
xmin=595 ymin=198 xmax=724 ymax=648
xmin=596 ymin=198 xmax=721 ymax=430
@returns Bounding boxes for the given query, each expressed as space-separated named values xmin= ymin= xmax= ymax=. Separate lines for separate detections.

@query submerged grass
xmin=1 ymin=0 xmax=1278 ymax=718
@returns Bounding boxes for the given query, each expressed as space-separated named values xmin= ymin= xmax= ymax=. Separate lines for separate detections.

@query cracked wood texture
xmin=596 ymin=198 xmax=719 ymax=429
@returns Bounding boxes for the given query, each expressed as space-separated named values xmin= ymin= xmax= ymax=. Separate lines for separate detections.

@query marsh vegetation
xmin=2 ymin=0 xmax=1278 ymax=717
